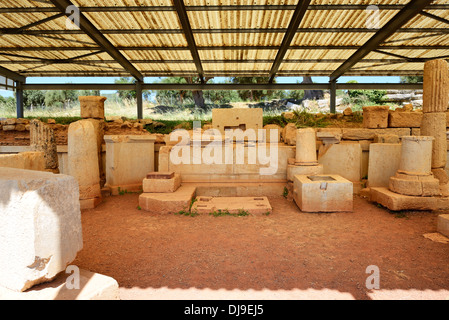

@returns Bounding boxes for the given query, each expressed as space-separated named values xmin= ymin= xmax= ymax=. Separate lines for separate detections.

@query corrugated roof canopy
xmin=0 ymin=0 xmax=448 ymax=81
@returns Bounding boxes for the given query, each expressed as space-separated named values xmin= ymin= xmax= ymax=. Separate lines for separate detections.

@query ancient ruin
xmin=1 ymin=0 xmax=449 ymax=301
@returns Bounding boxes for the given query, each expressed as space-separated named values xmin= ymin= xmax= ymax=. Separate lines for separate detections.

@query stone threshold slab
xmin=191 ymin=196 xmax=273 ymax=215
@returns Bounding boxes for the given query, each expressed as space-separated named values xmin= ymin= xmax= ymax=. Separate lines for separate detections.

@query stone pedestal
xmin=0 ymin=168 xmax=83 ymax=292
xmin=68 ymin=120 xmax=102 ymax=208
xmin=292 ymin=174 xmax=353 ymax=212
xmin=79 ymin=96 xmax=107 ymax=119
xmin=388 ymin=136 xmax=440 ymax=196
xmin=104 ymin=135 xmax=156 ymax=195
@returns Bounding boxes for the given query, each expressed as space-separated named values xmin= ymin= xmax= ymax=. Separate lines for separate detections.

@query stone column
xmin=421 ymin=59 xmax=449 ymax=195
xmin=389 ymin=136 xmax=440 ymax=196
xmin=30 ymin=120 xmax=59 ymax=173
xmin=295 ymin=128 xmax=318 ymax=165
xmin=423 ymin=59 xmax=449 ymax=113
xmin=287 ymin=128 xmax=323 ymax=181
xmin=68 ymin=120 xmax=102 ymax=209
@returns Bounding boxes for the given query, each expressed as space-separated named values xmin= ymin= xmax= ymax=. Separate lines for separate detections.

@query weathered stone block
xmin=191 ymin=196 xmax=272 ymax=215
xmin=282 ymin=123 xmax=297 ymax=145
xmin=0 ymin=168 xmax=83 ymax=292
xmin=388 ymin=111 xmax=423 ymax=128
xmin=292 ymin=174 xmax=353 ymax=212
xmin=104 ymin=135 xmax=156 ymax=195
xmin=342 ymin=128 xmax=410 ymax=140
xmin=437 ymin=214 xmax=449 ymax=238
xmin=212 ymin=108 xmax=263 ymax=140
xmin=373 ymin=134 xmax=400 ymax=144
xmin=363 ymin=106 xmax=390 ymax=129
xmin=142 ymin=173 xmax=181 ymax=193
xmin=318 ymin=142 xmax=362 ymax=182
xmin=287 ymin=164 xmax=324 ymax=182
xmin=263 ymin=124 xmax=281 ymax=143
xmin=139 ymin=185 xmax=197 ymax=214
xmin=79 ymin=96 xmax=107 ymax=119
xmin=2 ymin=125 xmax=15 ymax=131
xmin=0 ymin=269 xmax=119 ymax=300
xmin=367 ymin=143 xmax=402 ymax=188
xmin=371 ymin=187 xmax=438 ymax=211
xmin=0 ymin=152 xmax=46 ymax=172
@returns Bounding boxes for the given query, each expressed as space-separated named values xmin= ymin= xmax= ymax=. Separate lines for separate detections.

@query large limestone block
xmin=295 ymin=128 xmax=318 ymax=165
xmin=0 ymin=152 xmax=46 ymax=172
xmin=370 ymin=187 xmax=438 ymax=211
xmin=104 ymin=135 xmax=156 ymax=194
xmin=437 ymin=214 xmax=449 ymax=238
xmin=282 ymin=123 xmax=297 ymax=145
xmin=142 ymin=173 xmax=181 ymax=193
xmin=342 ymin=128 xmax=410 ymax=140
xmin=420 ymin=112 xmax=447 ymax=169
xmin=263 ymin=124 xmax=281 ymax=143
xmin=212 ymin=108 xmax=263 ymax=139
xmin=68 ymin=120 xmax=101 ymax=201
xmin=287 ymin=164 xmax=324 ymax=182
xmin=318 ymin=143 xmax=362 ymax=182
xmin=362 ymin=106 xmax=390 ymax=129
xmin=367 ymin=143 xmax=401 ymax=188
xmin=293 ymin=174 xmax=353 ymax=212
xmin=422 ymin=59 xmax=449 ymax=113
xmin=0 ymin=168 xmax=83 ymax=292
xmin=388 ymin=111 xmax=423 ymax=128
xmin=79 ymin=96 xmax=107 ymax=119
xmin=139 ymin=185 xmax=196 ymax=214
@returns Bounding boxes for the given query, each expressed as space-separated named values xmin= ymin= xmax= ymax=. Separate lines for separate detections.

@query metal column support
xmin=136 ymin=81 xmax=143 ymax=120
xmin=16 ymin=81 xmax=24 ymax=119
xmin=329 ymin=79 xmax=337 ymax=114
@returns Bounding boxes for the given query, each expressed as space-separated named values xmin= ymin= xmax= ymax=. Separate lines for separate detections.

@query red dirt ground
xmin=73 ymin=194 xmax=449 ymax=300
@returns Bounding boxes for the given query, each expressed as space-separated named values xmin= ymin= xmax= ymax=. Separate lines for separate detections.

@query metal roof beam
xmin=5 ymin=27 xmax=448 ymax=35
xmin=2 ymin=44 xmax=449 ymax=52
xmin=2 ymin=4 xmax=449 ymax=13
xmin=0 ymin=65 xmax=25 ymax=82
xmin=330 ymin=0 xmax=435 ymax=82
xmin=48 ymin=0 xmax=143 ymax=81
xmin=21 ymin=82 xmax=424 ymax=91
xmin=268 ymin=0 xmax=311 ymax=82
xmin=173 ymin=0 xmax=204 ymax=82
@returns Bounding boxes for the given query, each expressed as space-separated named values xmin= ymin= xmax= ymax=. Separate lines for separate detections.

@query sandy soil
xmin=73 ymin=194 xmax=449 ymax=300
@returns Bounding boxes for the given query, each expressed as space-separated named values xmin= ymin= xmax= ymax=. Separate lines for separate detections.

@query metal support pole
xmin=136 ymin=81 xmax=143 ymax=119
xmin=330 ymin=79 xmax=337 ymax=114
xmin=16 ymin=81 xmax=24 ymax=119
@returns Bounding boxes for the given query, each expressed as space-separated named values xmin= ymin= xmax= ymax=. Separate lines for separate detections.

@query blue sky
xmin=0 ymin=76 xmax=401 ymax=98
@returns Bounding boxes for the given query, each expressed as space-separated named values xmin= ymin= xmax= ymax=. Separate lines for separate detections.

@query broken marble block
xmin=0 ymin=168 xmax=83 ymax=292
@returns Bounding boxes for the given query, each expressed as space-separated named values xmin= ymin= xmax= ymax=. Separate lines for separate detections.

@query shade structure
xmin=0 ymin=0 xmax=448 ymax=81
